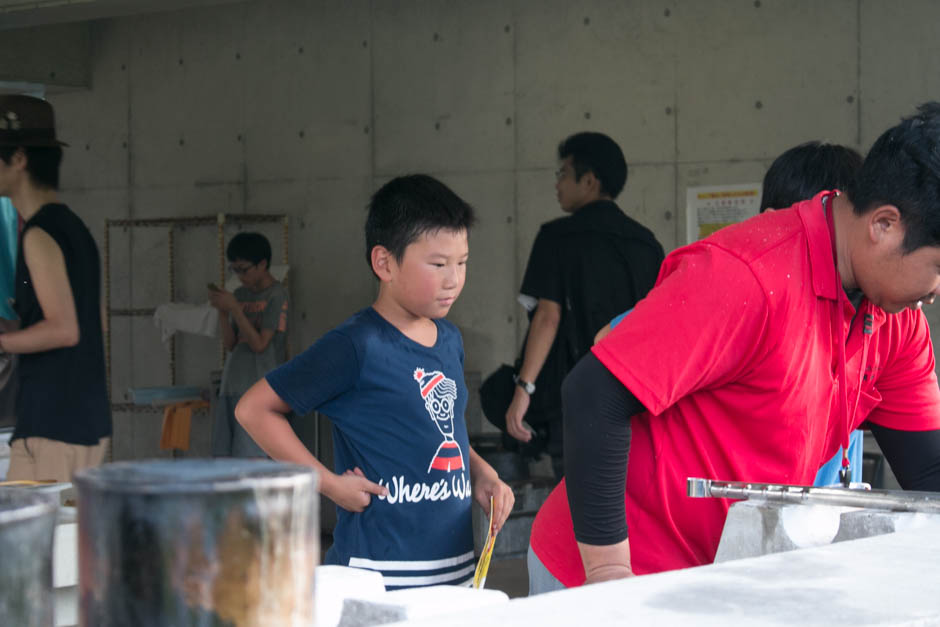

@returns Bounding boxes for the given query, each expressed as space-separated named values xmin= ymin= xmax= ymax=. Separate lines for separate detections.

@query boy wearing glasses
xmin=208 ymin=232 xmax=288 ymax=457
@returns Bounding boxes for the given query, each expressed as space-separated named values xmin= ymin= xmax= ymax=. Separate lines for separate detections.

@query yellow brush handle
xmin=472 ymin=496 xmax=497 ymax=589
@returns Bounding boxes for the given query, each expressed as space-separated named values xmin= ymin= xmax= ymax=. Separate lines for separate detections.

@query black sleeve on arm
xmin=869 ymin=423 xmax=940 ymax=492
xmin=520 ymin=226 xmax=561 ymax=304
xmin=563 ymin=352 xmax=645 ymax=545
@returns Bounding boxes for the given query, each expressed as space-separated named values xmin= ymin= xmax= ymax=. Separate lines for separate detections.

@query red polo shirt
xmin=531 ymin=191 xmax=940 ymax=585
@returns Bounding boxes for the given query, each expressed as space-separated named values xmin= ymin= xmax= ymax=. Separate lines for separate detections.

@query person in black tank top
xmin=0 ymin=95 xmax=111 ymax=482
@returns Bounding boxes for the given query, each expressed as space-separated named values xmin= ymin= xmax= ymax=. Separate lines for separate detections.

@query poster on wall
xmin=686 ymin=183 xmax=762 ymax=244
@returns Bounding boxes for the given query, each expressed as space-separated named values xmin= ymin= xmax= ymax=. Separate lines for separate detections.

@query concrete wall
xmin=4 ymin=0 xmax=940 ymax=458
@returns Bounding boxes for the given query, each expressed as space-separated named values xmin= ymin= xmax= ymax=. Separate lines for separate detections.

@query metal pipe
xmin=282 ymin=215 xmax=289 ymax=265
xmin=217 ymin=213 xmax=226 ymax=369
xmin=108 ymin=308 xmax=157 ymax=317
xmin=282 ymin=215 xmax=290 ymax=358
xmin=167 ymin=227 xmax=176 ymax=386
xmin=107 ymin=214 xmax=286 ymax=228
xmin=687 ymin=477 xmax=940 ymax=514
xmin=103 ymin=221 xmax=111 ymax=403
xmin=104 ymin=222 xmax=114 ymax=463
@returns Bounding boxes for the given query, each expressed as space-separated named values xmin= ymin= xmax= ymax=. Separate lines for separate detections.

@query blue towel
xmin=127 ymin=386 xmax=206 ymax=405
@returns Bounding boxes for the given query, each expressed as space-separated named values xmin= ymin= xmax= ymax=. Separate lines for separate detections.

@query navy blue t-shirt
xmin=266 ymin=307 xmax=474 ymax=588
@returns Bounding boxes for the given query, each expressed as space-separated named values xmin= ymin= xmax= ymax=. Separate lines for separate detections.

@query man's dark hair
xmin=557 ymin=132 xmax=628 ymax=199
xmin=365 ymin=174 xmax=475 ymax=276
xmin=0 ymin=145 xmax=63 ymax=190
xmin=847 ymin=102 xmax=940 ymax=252
xmin=226 ymin=232 xmax=272 ymax=267
xmin=760 ymin=142 xmax=862 ymax=212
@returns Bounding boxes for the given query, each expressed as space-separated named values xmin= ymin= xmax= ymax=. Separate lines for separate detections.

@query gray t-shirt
xmin=219 ymin=281 xmax=289 ymax=397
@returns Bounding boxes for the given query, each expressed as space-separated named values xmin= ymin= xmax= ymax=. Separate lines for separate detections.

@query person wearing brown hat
xmin=0 ymin=94 xmax=111 ymax=482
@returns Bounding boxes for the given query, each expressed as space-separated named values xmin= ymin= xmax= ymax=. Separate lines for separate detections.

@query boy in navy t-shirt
xmin=236 ymin=174 xmax=514 ymax=589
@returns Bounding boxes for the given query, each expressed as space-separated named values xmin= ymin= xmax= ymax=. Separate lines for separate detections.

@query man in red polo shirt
xmin=533 ymin=103 xmax=940 ymax=589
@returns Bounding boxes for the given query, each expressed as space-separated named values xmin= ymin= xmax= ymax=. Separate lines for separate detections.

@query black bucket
xmin=75 ymin=459 xmax=319 ymax=627
xmin=0 ymin=487 xmax=57 ymax=627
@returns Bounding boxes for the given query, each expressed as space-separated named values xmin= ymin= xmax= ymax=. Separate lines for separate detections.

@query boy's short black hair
xmin=760 ymin=141 xmax=863 ymax=212
xmin=848 ymin=102 xmax=940 ymax=253
xmin=365 ymin=174 xmax=475 ymax=276
xmin=0 ymin=145 xmax=63 ymax=190
xmin=226 ymin=232 xmax=272 ymax=267
xmin=557 ymin=132 xmax=628 ymax=199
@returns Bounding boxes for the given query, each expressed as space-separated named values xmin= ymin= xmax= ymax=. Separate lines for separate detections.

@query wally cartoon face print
xmin=413 ymin=367 xmax=464 ymax=472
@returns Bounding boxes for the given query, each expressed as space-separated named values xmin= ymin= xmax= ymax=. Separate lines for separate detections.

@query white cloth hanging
xmin=153 ymin=303 xmax=219 ymax=346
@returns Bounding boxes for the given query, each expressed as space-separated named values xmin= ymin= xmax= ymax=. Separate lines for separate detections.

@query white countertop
xmin=396 ymin=521 xmax=940 ymax=627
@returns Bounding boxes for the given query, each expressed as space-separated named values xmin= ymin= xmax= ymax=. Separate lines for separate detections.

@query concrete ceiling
xmin=0 ymin=0 xmax=249 ymax=30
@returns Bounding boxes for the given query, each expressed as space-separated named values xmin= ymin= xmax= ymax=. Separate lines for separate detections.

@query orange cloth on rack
xmin=160 ymin=400 xmax=209 ymax=451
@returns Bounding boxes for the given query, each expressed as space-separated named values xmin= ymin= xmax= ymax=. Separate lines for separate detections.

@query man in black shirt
xmin=0 ymin=95 xmax=111 ymax=482
xmin=503 ymin=132 xmax=664 ymax=478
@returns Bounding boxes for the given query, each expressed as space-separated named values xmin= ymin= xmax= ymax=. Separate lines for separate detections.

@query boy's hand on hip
xmin=473 ymin=475 xmax=515 ymax=533
xmin=330 ymin=467 xmax=388 ymax=512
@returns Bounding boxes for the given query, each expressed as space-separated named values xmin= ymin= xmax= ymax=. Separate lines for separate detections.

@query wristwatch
xmin=513 ymin=375 xmax=536 ymax=395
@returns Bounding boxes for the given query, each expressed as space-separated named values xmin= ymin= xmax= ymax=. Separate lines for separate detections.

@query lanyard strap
xmin=823 ymin=193 xmax=854 ymax=486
